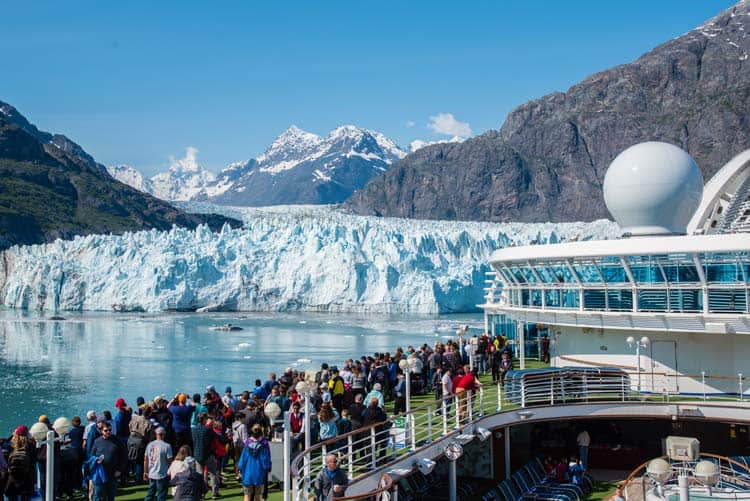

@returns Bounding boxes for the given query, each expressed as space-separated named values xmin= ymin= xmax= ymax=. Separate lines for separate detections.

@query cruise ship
xmin=287 ymin=142 xmax=750 ymax=501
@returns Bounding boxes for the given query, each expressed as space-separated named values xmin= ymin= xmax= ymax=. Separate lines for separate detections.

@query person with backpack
xmin=231 ymin=413 xmax=249 ymax=481
xmin=328 ymin=367 xmax=346 ymax=413
xmin=4 ymin=426 xmax=35 ymax=501
xmin=237 ymin=424 xmax=272 ymax=501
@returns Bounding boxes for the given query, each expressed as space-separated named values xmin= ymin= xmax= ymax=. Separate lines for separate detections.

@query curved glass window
xmin=629 ymin=263 xmax=666 ymax=284
xmin=661 ymin=263 xmax=699 ymax=283
xmin=509 ymin=266 xmax=527 ymax=284
xmin=574 ymin=263 xmax=603 ymax=283
xmin=545 ymin=289 xmax=561 ymax=308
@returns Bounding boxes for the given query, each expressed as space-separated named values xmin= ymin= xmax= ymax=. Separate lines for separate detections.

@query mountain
xmin=0 ymin=205 xmax=619 ymax=313
xmin=0 ymin=101 xmax=239 ymax=250
xmin=115 ymin=125 xmax=406 ymax=206
xmin=345 ymin=1 xmax=750 ymax=222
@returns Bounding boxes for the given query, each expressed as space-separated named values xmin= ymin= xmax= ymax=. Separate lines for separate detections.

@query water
xmin=0 ymin=308 xmax=480 ymax=430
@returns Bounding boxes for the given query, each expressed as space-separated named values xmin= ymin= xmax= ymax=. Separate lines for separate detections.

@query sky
xmin=1 ymin=0 xmax=738 ymax=176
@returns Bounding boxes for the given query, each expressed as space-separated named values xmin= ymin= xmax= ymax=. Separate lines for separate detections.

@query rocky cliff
xmin=346 ymin=1 xmax=750 ymax=222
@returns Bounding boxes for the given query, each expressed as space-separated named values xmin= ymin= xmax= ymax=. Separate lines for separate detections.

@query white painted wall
xmin=552 ymin=325 xmax=750 ymax=395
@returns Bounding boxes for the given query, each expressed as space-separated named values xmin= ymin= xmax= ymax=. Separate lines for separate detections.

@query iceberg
xmin=0 ymin=206 xmax=619 ymax=314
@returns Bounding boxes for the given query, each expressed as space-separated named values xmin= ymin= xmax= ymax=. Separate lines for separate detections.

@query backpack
xmin=8 ymin=447 xmax=29 ymax=478
xmin=127 ymin=433 xmax=145 ymax=461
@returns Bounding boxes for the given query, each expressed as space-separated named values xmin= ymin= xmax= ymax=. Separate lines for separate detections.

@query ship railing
xmin=622 ymin=453 xmax=750 ymax=500
xmin=288 ymin=371 xmax=750 ymax=501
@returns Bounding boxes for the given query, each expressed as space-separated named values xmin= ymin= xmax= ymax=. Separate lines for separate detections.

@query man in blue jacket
xmin=237 ymin=424 xmax=272 ymax=501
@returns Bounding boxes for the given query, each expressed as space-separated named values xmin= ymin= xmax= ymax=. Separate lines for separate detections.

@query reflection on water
xmin=0 ymin=309 xmax=479 ymax=430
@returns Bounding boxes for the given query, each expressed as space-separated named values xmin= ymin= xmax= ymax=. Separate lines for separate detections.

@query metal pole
xmin=442 ymin=397 xmax=448 ymax=436
xmin=347 ymin=436 xmax=353 ymax=478
xmin=740 ymin=373 xmax=744 ymax=402
xmin=45 ymin=430 xmax=54 ymax=501
xmin=678 ymin=474 xmax=689 ymax=501
xmin=519 ymin=321 xmax=526 ymax=370
xmin=283 ymin=411 xmax=291 ymax=501
xmin=449 ymin=459 xmax=457 ymax=501
xmin=504 ymin=426 xmax=511 ymax=480
xmin=636 ymin=342 xmax=641 ymax=392
xmin=304 ymin=392 xmax=311 ymax=499
xmin=701 ymin=371 xmax=706 ymax=401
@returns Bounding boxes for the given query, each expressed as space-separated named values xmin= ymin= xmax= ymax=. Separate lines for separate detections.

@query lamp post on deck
xmin=399 ymin=356 xmax=417 ymax=450
xmin=31 ymin=417 xmax=72 ymax=501
xmin=444 ymin=441 xmax=464 ymax=501
xmin=626 ymin=336 xmax=650 ymax=392
xmin=295 ymin=380 xmax=315 ymax=498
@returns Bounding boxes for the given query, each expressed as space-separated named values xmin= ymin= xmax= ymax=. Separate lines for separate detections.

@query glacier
xmin=0 ymin=206 xmax=620 ymax=314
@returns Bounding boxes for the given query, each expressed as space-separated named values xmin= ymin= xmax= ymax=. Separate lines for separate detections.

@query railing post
xmin=455 ymin=394 xmax=460 ymax=429
xmin=427 ymin=404 xmax=433 ymax=443
xmin=550 ymin=376 xmax=555 ymax=405
xmin=442 ymin=397 xmax=448 ymax=436
xmin=467 ymin=390 xmax=474 ymax=423
xmin=370 ymin=427 xmax=377 ymax=469
xmin=283 ymin=411 xmax=291 ymax=501
xmin=410 ymin=413 xmax=416 ymax=451
xmin=621 ymin=375 xmax=626 ymax=402
xmin=479 ymin=386 xmax=485 ymax=416
xmin=347 ymin=435 xmax=353 ymax=478
xmin=322 ymin=443 xmax=327 ymax=467
xmin=583 ymin=374 xmax=589 ymax=402
xmin=739 ymin=373 xmax=744 ymax=402
xmin=521 ymin=378 xmax=526 ymax=408
xmin=701 ymin=371 xmax=706 ymax=402
xmin=497 ymin=381 xmax=502 ymax=412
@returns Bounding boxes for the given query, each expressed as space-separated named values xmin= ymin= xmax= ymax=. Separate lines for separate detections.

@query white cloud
xmin=168 ymin=146 xmax=201 ymax=173
xmin=405 ymin=120 xmax=415 ymax=128
xmin=409 ymin=136 xmax=464 ymax=153
xmin=427 ymin=113 xmax=472 ymax=138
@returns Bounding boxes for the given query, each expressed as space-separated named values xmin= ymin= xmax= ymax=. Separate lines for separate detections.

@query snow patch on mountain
xmin=0 ymin=205 xmax=620 ymax=314
xmin=107 ymin=165 xmax=154 ymax=193
xmin=410 ymin=136 xmax=465 ymax=152
xmin=150 ymin=147 xmax=216 ymax=201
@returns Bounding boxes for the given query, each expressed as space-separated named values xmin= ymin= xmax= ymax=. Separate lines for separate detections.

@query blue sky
xmin=1 ymin=0 xmax=737 ymax=175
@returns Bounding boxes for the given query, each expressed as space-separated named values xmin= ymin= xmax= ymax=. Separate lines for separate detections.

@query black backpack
xmin=8 ymin=447 xmax=29 ymax=478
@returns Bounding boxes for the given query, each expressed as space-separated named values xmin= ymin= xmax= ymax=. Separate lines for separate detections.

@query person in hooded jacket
xmin=169 ymin=456 xmax=207 ymax=501
xmin=237 ymin=424 xmax=272 ymax=501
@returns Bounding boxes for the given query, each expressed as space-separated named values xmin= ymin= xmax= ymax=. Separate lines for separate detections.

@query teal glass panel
xmin=521 ymin=289 xmax=530 ymax=306
xmin=600 ymin=266 xmax=629 ymax=283
xmin=520 ymin=267 xmax=538 ymax=284
xmin=708 ymin=289 xmax=748 ymax=313
xmin=562 ymin=289 xmax=580 ymax=308
xmin=547 ymin=265 xmax=576 ymax=283
xmin=574 ymin=264 xmax=603 ymax=283
xmin=705 ymin=263 xmax=741 ymax=283
xmin=661 ymin=263 xmax=699 ymax=283
xmin=583 ymin=289 xmax=606 ymax=309
xmin=629 ymin=264 xmax=666 ymax=284
xmin=545 ymin=289 xmax=562 ymax=307
xmin=530 ymin=289 xmax=543 ymax=307
xmin=669 ymin=289 xmax=702 ymax=312
xmin=638 ymin=290 xmax=668 ymax=311
xmin=607 ymin=289 xmax=633 ymax=311
xmin=510 ymin=266 xmax=527 ymax=284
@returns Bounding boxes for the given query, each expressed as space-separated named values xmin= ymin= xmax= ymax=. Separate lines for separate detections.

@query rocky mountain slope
xmin=346 ymin=1 xmax=750 ymax=222
xmin=0 ymin=102 xmax=238 ymax=250
xmin=112 ymin=125 xmax=406 ymax=206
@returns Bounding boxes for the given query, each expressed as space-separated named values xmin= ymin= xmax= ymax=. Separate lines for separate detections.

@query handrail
xmin=622 ymin=452 xmax=750 ymax=488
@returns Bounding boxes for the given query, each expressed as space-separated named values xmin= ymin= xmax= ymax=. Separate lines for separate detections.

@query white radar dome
xmin=603 ymin=142 xmax=703 ymax=236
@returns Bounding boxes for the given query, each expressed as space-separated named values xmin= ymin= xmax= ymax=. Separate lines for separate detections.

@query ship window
xmin=607 ymin=289 xmax=633 ymax=311
xmin=549 ymin=265 xmax=575 ymax=283
xmin=583 ymin=289 xmax=606 ymax=310
xmin=574 ymin=263 xmax=604 ymax=283
xmin=535 ymin=266 xmax=557 ymax=283
xmin=545 ymin=289 xmax=562 ymax=308
xmin=521 ymin=289 xmax=530 ymax=306
xmin=705 ymin=263 xmax=742 ymax=283
xmin=661 ymin=262 xmax=699 ymax=283
xmin=669 ymin=289 xmax=702 ymax=312
xmin=509 ymin=266 xmax=527 ymax=284
xmin=708 ymin=289 xmax=748 ymax=313
xmin=600 ymin=265 xmax=629 ymax=283
xmin=562 ymin=289 xmax=580 ymax=308
xmin=638 ymin=289 xmax=668 ymax=312
xmin=519 ymin=267 xmax=538 ymax=284
xmin=629 ymin=263 xmax=666 ymax=284
xmin=530 ymin=289 xmax=543 ymax=307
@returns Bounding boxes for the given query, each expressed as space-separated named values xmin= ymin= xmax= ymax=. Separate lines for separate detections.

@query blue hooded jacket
xmin=238 ymin=437 xmax=272 ymax=486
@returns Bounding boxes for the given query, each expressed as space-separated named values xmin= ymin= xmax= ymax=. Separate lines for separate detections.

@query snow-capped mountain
xmin=149 ymin=147 xmax=216 ymax=201
xmin=206 ymin=125 xmax=407 ymax=206
xmin=0 ymin=205 xmax=620 ymax=313
xmin=108 ymin=164 xmax=153 ymax=193
xmin=110 ymin=126 xmax=407 ymax=205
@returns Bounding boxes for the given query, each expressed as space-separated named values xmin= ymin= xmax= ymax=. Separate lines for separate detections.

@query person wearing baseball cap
xmin=113 ymin=397 xmax=132 ymax=444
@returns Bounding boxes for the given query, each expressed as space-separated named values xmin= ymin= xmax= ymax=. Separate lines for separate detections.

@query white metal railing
xmin=287 ymin=371 xmax=750 ymax=501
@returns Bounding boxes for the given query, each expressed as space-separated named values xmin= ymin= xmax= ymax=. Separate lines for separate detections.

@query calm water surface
xmin=0 ymin=309 xmax=480 ymax=430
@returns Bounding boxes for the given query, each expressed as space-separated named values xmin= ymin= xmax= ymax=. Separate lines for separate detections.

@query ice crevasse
xmin=0 ymin=207 xmax=619 ymax=314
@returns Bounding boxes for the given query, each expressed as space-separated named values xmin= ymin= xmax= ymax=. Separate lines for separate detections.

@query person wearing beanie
xmin=5 ymin=425 xmax=35 ymax=500
xmin=168 ymin=393 xmax=195 ymax=452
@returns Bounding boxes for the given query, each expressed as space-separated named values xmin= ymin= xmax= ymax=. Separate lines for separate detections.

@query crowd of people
xmin=0 ymin=331 xmax=516 ymax=501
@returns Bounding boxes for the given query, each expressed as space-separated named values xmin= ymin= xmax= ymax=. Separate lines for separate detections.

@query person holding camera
xmin=314 ymin=454 xmax=348 ymax=500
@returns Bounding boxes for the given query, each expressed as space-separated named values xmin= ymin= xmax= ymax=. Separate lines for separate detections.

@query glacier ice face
xmin=0 ymin=206 xmax=620 ymax=314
